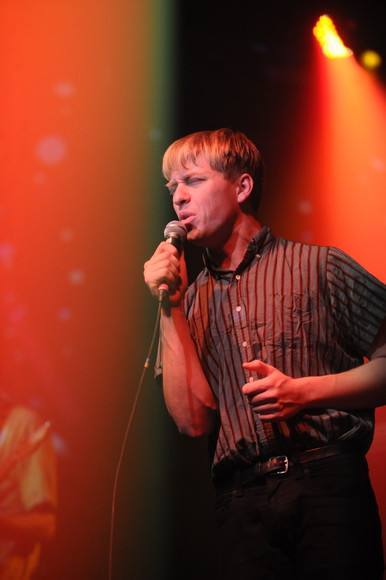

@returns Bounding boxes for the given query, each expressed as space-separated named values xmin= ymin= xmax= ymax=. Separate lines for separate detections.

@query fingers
xmin=242 ymin=360 xmax=281 ymax=420
xmin=144 ymin=242 xmax=189 ymax=306
xmin=244 ymin=382 xmax=281 ymax=422
xmin=242 ymin=360 xmax=274 ymax=395
xmin=144 ymin=242 xmax=180 ymax=296
xmin=241 ymin=361 xmax=300 ymax=422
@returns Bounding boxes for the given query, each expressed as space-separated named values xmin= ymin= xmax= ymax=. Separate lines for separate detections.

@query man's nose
xmin=173 ymin=184 xmax=190 ymax=205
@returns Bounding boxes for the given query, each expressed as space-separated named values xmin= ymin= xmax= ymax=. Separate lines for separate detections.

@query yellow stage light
xmin=360 ymin=49 xmax=383 ymax=70
xmin=313 ymin=14 xmax=353 ymax=59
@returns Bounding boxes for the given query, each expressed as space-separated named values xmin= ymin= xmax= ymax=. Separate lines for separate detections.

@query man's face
xmin=166 ymin=154 xmax=241 ymax=248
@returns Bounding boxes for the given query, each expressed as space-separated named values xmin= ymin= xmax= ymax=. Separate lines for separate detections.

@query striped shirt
xmin=181 ymin=226 xmax=386 ymax=479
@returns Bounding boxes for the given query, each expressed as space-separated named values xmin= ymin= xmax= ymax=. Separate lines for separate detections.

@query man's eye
xmin=188 ymin=178 xmax=204 ymax=185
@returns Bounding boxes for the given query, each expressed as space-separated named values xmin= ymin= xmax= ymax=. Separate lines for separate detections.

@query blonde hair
xmin=162 ymin=128 xmax=264 ymax=211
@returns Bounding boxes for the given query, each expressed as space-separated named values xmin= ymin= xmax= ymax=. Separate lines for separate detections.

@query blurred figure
xmin=0 ymin=394 xmax=57 ymax=580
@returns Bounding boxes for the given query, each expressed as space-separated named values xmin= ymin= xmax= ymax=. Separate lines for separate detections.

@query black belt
xmin=214 ymin=442 xmax=360 ymax=491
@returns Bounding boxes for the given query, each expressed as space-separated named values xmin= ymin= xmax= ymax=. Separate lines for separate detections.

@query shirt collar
xmin=203 ymin=226 xmax=275 ymax=279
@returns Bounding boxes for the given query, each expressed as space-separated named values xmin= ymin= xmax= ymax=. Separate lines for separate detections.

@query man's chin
xmin=187 ymin=226 xmax=211 ymax=248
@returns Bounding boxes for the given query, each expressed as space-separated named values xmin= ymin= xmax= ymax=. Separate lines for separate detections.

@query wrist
xmin=161 ymin=301 xmax=185 ymax=321
xmin=299 ymin=373 xmax=337 ymax=410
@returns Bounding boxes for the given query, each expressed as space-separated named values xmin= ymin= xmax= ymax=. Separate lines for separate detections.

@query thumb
xmin=243 ymin=359 xmax=274 ymax=377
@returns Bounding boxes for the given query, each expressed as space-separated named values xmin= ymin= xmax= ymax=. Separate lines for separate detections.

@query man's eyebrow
xmin=165 ymin=174 xmax=188 ymax=189
xmin=165 ymin=169 xmax=201 ymax=186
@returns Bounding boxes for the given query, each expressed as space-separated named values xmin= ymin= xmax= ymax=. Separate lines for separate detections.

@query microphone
xmin=158 ymin=220 xmax=188 ymax=301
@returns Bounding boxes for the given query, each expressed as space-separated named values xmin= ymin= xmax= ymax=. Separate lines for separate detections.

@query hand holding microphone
xmin=157 ymin=220 xmax=188 ymax=301
xmin=143 ymin=220 xmax=188 ymax=302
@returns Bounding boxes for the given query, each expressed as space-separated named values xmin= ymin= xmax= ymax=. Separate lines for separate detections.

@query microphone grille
xmin=164 ymin=220 xmax=188 ymax=241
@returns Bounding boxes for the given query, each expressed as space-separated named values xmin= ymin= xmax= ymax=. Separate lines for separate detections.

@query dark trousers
xmin=214 ymin=454 xmax=384 ymax=579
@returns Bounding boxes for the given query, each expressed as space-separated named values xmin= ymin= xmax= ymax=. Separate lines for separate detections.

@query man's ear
xmin=236 ymin=173 xmax=254 ymax=204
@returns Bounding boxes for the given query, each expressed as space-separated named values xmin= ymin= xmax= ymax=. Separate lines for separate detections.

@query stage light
xmin=360 ymin=49 xmax=383 ymax=71
xmin=313 ymin=15 xmax=353 ymax=59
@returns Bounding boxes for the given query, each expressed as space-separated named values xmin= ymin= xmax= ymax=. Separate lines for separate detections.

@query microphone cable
xmin=108 ymin=296 xmax=163 ymax=580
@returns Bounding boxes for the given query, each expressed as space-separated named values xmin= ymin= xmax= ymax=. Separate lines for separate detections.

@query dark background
xmin=172 ymin=0 xmax=386 ymax=272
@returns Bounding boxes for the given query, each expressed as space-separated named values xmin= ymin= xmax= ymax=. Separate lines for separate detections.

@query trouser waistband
xmin=213 ymin=442 xmax=361 ymax=492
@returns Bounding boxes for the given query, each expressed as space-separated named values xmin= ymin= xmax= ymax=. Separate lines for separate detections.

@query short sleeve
xmin=326 ymin=247 xmax=386 ymax=356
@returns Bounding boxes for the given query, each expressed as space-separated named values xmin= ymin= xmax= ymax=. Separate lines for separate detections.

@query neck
xmin=207 ymin=217 xmax=262 ymax=270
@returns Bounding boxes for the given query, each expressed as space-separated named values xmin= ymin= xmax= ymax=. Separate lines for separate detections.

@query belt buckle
xmin=269 ymin=455 xmax=289 ymax=475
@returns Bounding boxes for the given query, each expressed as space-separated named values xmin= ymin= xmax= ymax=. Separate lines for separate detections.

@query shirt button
xmin=235 ymin=274 xmax=241 ymax=280
xmin=249 ymin=376 xmax=254 ymax=382
xmin=236 ymin=306 xmax=242 ymax=312
xmin=242 ymin=341 xmax=248 ymax=347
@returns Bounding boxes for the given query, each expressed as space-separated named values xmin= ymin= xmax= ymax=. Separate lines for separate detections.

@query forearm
xmin=303 ymin=357 xmax=386 ymax=410
xmin=243 ymin=356 xmax=386 ymax=421
xmin=161 ymin=305 xmax=217 ymax=437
